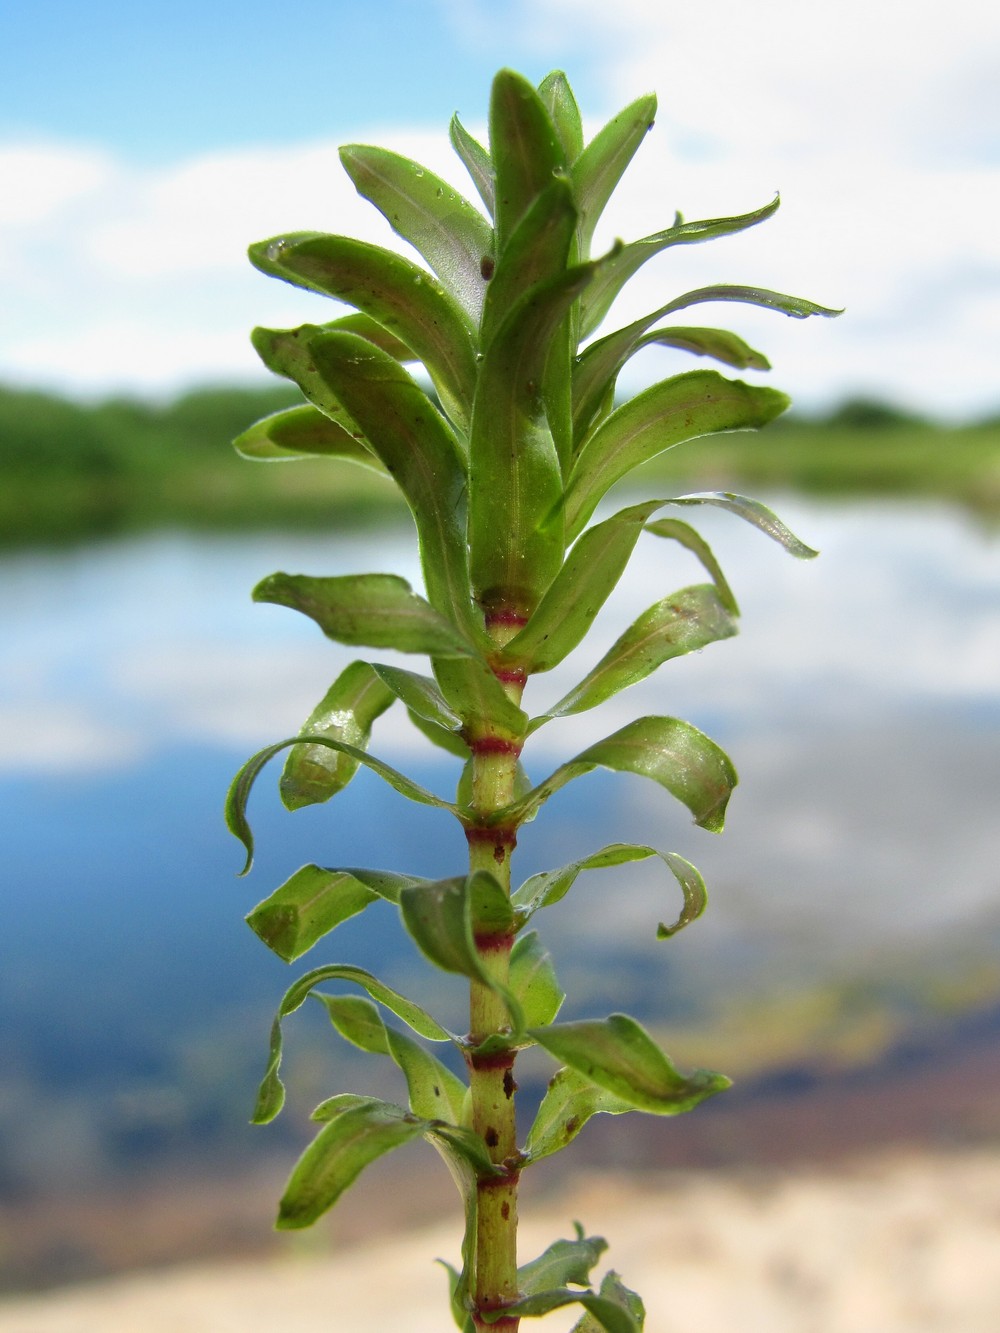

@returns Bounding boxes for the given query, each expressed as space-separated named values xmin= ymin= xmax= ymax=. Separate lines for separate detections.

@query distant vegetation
xmin=2 ymin=380 xmax=999 ymax=547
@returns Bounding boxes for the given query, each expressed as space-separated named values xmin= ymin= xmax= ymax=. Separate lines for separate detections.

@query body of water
xmin=2 ymin=496 xmax=999 ymax=1198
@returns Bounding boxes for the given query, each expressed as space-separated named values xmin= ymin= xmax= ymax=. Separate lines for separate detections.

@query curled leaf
xmin=280 ymin=661 xmax=395 ymax=811
xmin=246 ymin=864 xmax=424 ymax=963
xmin=512 ymin=842 xmax=707 ymax=938
xmin=497 ymin=716 xmax=737 ymax=835
xmin=529 ymin=1014 xmax=730 ymax=1116
xmin=226 ymin=735 xmax=459 ymax=876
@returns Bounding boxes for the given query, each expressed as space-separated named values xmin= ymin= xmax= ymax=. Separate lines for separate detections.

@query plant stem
xmin=466 ymin=620 xmax=525 ymax=1330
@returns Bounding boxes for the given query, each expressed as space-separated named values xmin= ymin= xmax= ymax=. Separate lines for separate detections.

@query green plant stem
xmin=466 ymin=625 xmax=525 ymax=1330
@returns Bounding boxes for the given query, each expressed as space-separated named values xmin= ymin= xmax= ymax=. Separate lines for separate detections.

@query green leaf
xmin=323 ymin=311 xmax=418 ymax=361
xmin=651 ymin=491 xmax=820 ymax=558
xmin=275 ymin=1098 xmax=431 ymax=1229
xmin=250 ymin=324 xmax=372 ymax=439
xmin=317 ymin=995 xmax=468 ymax=1123
xmin=489 ymin=68 xmax=565 ymax=254
xmin=253 ymin=963 xmax=453 ymax=1124
xmin=570 ymin=1273 xmax=646 ymax=1333
xmin=246 ymin=864 xmax=424 ymax=963
xmin=407 ymin=707 xmax=472 ymax=759
xmin=529 ymin=1014 xmax=731 ymax=1115
xmin=279 ymin=661 xmax=396 ymax=811
xmin=509 ymin=931 xmax=565 ymax=1028
xmin=248 ymin=233 xmax=478 ymax=429
xmin=635 ymin=325 xmax=771 ymax=372
xmin=573 ymin=285 xmax=837 ymax=445
xmin=316 ymin=993 xmax=391 ymax=1054
xmin=642 ymin=517 xmax=738 ymax=614
xmin=518 ymin=1228 xmax=608 ymax=1295
xmin=499 ymin=501 xmax=659 ymax=674
xmin=227 ymin=735 xmax=458 ymax=876
xmin=579 ymin=195 xmax=780 ymax=337
xmin=339 ymin=143 xmax=493 ymax=324
xmin=450 ymin=114 xmax=494 ymax=216
xmin=370 ymin=664 xmax=463 ymax=733
xmin=305 ymin=331 xmax=480 ymax=639
xmin=573 ymin=92 xmax=657 ymax=259
xmin=253 ymin=571 xmax=475 ymax=658
xmin=232 ymin=403 xmax=387 ymax=470
xmin=484 ymin=1287 xmax=639 ymax=1332
xmin=399 ymin=875 xmax=524 ymax=1032
xmin=538 ymin=70 xmax=584 ymax=162
xmin=512 ymin=843 xmax=707 ymax=938
xmin=563 ymin=371 xmax=791 ymax=540
xmin=524 ymin=1066 xmax=635 ymax=1163
xmin=536 ymin=584 xmax=738 ymax=722
xmin=432 ymin=655 xmax=528 ymax=741
xmin=498 ymin=716 xmax=737 ymax=834
xmin=469 ymin=266 xmax=593 ymax=616
xmin=479 ymin=177 xmax=576 ymax=352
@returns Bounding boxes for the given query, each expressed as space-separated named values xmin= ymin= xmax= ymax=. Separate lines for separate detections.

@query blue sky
xmin=2 ymin=0 xmax=998 ymax=416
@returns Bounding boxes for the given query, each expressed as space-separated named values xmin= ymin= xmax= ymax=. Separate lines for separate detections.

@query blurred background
xmin=2 ymin=0 xmax=999 ymax=1323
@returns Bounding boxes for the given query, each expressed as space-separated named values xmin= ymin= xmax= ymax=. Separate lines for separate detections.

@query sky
xmin=2 ymin=0 xmax=999 ymax=418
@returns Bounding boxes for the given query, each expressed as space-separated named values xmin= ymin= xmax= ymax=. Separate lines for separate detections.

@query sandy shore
xmin=1 ymin=1149 xmax=998 ymax=1332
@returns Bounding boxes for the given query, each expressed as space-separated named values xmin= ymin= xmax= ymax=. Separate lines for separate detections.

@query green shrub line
xmin=2 ymin=382 xmax=998 ymax=548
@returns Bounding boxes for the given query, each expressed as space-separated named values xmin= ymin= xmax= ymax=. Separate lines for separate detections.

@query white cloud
xmin=1 ymin=6 xmax=998 ymax=414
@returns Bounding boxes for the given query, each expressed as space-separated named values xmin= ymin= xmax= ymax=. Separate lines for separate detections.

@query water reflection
xmin=1 ymin=498 xmax=998 ymax=1205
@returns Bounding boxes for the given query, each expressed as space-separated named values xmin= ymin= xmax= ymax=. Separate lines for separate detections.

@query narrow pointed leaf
xmin=318 ymin=994 xmax=468 ymax=1123
xmin=227 ymin=735 xmax=458 ymax=876
xmin=574 ymin=286 xmax=836 ymax=445
xmin=489 ymin=68 xmax=565 ymax=253
xmin=306 ymin=331 xmax=480 ymax=639
xmin=248 ymin=233 xmax=478 ymax=427
xmin=498 ymin=716 xmax=737 ymax=834
xmin=652 ymin=491 xmax=819 ymax=558
xmin=638 ymin=325 xmax=771 ymax=372
xmin=324 ymin=311 xmax=418 ymax=361
xmin=484 ymin=1288 xmax=638 ymax=1332
xmin=279 ymin=660 xmax=395 ymax=810
xmin=450 ymin=114 xmax=494 ymax=216
xmin=275 ymin=1098 xmax=430 ymax=1229
xmin=538 ymin=70 xmax=584 ymax=162
xmin=408 ymin=707 xmax=472 ymax=758
xmin=399 ymin=875 xmax=523 ymax=1032
xmin=573 ymin=93 xmax=657 ymax=258
xmin=432 ymin=655 xmax=528 ymax=741
xmin=513 ymin=843 xmax=707 ymax=938
xmin=524 ymin=1066 xmax=634 ymax=1162
xmin=339 ymin=143 xmax=493 ymax=323
xmin=480 ymin=177 xmax=576 ymax=351
xmin=500 ymin=501 xmax=659 ymax=673
xmin=317 ymin=993 xmax=391 ymax=1054
xmin=579 ymin=195 xmax=780 ymax=337
xmin=250 ymin=324 xmax=372 ymax=439
xmin=529 ymin=1014 xmax=730 ymax=1115
xmin=232 ymin=403 xmax=388 ymax=469
xmin=253 ymin=963 xmax=453 ymax=1124
xmin=469 ymin=267 xmax=593 ymax=615
xmin=246 ymin=863 xmax=425 ymax=962
xmin=509 ymin=931 xmax=564 ymax=1028
xmin=642 ymin=517 xmax=738 ymax=613
xmin=564 ymin=372 xmax=791 ymax=540
xmin=370 ymin=663 xmax=463 ymax=733
xmin=570 ymin=1273 xmax=646 ymax=1333
xmin=253 ymin=571 xmax=475 ymax=657
xmin=538 ymin=584 xmax=738 ymax=721
xmin=518 ymin=1230 xmax=608 ymax=1295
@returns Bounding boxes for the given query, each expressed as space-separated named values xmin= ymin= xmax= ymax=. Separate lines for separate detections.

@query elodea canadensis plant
xmin=227 ymin=68 xmax=839 ymax=1331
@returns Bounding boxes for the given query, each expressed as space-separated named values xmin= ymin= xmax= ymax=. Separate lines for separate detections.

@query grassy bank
xmin=2 ymin=381 xmax=998 ymax=546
